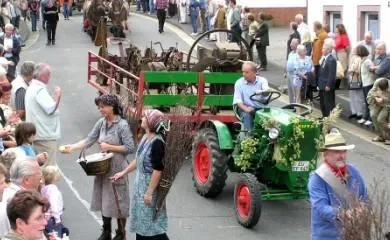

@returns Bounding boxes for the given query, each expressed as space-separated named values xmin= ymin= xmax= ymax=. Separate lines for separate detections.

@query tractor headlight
xmin=268 ymin=128 xmax=279 ymax=140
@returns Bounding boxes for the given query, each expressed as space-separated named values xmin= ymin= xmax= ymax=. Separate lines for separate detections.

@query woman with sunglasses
xmin=111 ymin=109 xmax=170 ymax=240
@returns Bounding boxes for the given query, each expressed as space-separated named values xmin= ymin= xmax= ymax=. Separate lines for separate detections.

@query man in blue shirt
xmin=308 ymin=128 xmax=367 ymax=240
xmin=370 ymin=41 xmax=390 ymax=79
xmin=233 ymin=61 xmax=269 ymax=130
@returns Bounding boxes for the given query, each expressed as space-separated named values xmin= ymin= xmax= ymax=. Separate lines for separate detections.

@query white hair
xmin=10 ymin=158 xmax=40 ymax=186
xmin=295 ymin=14 xmax=304 ymax=21
xmin=33 ymin=63 xmax=51 ymax=80
xmin=242 ymin=61 xmax=258 ymax=72
xmin=323 ymin=38 xmax=335 ymax=50
xmin=364 ymin=31 xmax=373 ymax=38
xmin=376 ymin=41 xmax=386 ymax=50
xmin=296 ymin=44 xmax=306 ymax=54
xmin=4 ymin=23 xmax=14 ymax=30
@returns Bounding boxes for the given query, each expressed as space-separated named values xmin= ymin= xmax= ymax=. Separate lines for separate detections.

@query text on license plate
xmin=292 ymin=161 xmax=310 ymax=172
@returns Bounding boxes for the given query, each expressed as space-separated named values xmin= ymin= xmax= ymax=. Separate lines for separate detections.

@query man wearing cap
xmin=308 ymin=129 xmax=368 ymax=240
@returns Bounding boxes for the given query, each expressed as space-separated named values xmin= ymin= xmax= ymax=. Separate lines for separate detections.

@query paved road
xmin=19 ymin=14 xmax=390 ymax=240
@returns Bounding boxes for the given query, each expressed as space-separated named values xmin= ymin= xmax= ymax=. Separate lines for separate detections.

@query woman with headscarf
xmin=61 ymin=94 xmax=135 ymax=240
xmin=111 ymin=109 xmax=169 ymax=240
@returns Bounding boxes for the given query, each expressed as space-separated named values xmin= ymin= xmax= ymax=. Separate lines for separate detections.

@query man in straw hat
xmin=308 ymin=128 xmax=368 ymax=240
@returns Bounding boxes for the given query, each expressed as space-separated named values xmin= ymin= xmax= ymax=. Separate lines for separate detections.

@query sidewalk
xmin=130 ymin=10 xmax=366 ymax=127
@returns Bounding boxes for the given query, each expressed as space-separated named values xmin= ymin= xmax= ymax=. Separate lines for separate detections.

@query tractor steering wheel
xmin=249 ymin=90 xmax=281 ymax=105
xmin=281 ymin=103 xmax=312 ymax=117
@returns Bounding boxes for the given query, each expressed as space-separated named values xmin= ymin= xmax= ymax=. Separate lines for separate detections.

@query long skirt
xmin=179 ymin=5 xmax=186 ymax=23
xmin=349 ymin=89 xmax=365 ymax=116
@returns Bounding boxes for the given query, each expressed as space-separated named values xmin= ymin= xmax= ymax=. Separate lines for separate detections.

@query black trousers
xmin=231 ymin=24 xmax=242 ymax=43
xmin=256 ymin=45 xmax=267 ymax=68
xmin=157 ymin=9 xmax=166 ymax=32
xmin=319 ymin=90 xmax=335 ymax=117
xmin=46 ymin=21 xmax=57 ymax=42
xmin=314 ymin=65 xmax=320 ymax=87
xmin=136 ymin=233 xmax=169 ymax=240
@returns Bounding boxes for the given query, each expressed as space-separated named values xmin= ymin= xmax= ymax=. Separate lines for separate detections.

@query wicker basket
xmin=77 ymin=151 xmax=113 ymax=176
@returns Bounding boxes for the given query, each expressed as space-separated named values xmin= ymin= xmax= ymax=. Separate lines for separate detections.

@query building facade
xmin=307 ymin=0 xmax=389 ymax=47
xmin=237 ymin=0 xmax=307 ymax=26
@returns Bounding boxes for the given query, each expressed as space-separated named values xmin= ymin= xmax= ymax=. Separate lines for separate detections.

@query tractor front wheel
xmin=191 ymin=128 xmax=228 ymax=198
xmin=234 ymin=173 xmax=262 ymax=228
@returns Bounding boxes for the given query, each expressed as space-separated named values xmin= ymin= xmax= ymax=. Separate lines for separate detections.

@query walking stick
xmin=112 ymin=183 xmax=126 ymax=238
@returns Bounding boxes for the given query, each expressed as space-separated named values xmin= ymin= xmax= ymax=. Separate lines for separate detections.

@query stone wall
xmin=250 ymin=7 xmax=307 ymax=27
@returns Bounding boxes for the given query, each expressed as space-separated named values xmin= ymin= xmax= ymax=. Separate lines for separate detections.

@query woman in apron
xmin=111 ymin=109 xmax=169 ymax=240
xmin=62 ymin=94 xmax=135 ymax=240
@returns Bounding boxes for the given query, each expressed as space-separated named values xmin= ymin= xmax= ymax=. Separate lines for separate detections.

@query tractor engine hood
xmin=254 ymin=107 xmax=321 ymax=193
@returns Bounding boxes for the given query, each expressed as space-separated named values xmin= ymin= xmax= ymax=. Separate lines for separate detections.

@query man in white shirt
xmin=25 ymin=63 xmax=61 ymax=166
xmin=357 ymin=31 xmax=376 ymax=61
xmin=295 ymin=14 xmax=310 ymax=44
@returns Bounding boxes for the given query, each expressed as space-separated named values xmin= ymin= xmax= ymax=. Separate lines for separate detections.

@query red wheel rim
xmin=194 ymin=143 xmax=211 ymax=184
xmin=236 ymin=184 xmax=251 ymax=219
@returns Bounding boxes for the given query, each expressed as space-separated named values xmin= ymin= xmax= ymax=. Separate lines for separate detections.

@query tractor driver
xmin=233 ymin=61 xmax=269 ymax=130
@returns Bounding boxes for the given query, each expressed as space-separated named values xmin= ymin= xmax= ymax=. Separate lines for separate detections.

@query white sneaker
xmin=358 ymin=118 xmax=366 ymax=124
xmin=364 ymin=120 xmax=372 ymax=126
xmin=190 ymin=32 xmax=196 ymax=36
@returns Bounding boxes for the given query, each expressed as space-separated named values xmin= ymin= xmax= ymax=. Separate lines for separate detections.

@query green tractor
xmin=191 ymin=90 xmax=322 ymax=228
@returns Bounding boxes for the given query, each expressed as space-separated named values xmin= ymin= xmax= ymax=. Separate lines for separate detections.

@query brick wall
xmin=250 ymin=7 xmax=307 ymax=27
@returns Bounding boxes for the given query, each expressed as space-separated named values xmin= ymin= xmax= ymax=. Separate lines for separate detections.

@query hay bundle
xmin=338 ymin=179 xmax=390 ymax=240
xmin=154 ymin=107 xmax=194 ymax=220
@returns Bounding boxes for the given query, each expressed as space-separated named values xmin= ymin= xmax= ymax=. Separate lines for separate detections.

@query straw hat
xmin=319 ymin=128 xmax=355 ymax=151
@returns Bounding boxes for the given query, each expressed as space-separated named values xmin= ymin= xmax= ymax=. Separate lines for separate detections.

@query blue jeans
xmin=149 ymin=0 xmax=154 ymax=13
xmin=31 ymin=12 xmax=38 ymax=31
xmin=206 ymin=15 xmax=212 ymax=31
xmin=136 ymin=0 xmax=141 ymax=11
xmin=190 ymin=12 xmax=198 ymax=33
xmin=63 ymin=3 xmax=70 ymax=18
xmin=238 ymin=108 xmax=261 ymax=130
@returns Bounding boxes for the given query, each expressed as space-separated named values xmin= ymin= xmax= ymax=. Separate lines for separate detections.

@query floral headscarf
xmin=143 ymin=109 xmax=169 ymax=136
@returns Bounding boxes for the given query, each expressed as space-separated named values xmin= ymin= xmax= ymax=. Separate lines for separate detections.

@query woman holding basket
xmin=111 ymin=109 xmax=170 ymax=240
xmin=61 ymin=94 xmax=135 ymax=240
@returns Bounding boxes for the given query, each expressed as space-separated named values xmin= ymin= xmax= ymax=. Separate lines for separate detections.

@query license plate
xmin=292 ymin=161 xmax=310 ymax=172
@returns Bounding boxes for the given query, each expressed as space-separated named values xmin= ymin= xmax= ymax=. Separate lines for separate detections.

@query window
xmin=365 ymin=13 xmax=379 ymax=40
xmin=329 ymin=12 xmax=342 ymax=33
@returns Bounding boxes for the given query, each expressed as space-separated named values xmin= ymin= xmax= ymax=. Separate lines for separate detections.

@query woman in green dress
xmin=111 ymin=109 xmax=169 ymax=240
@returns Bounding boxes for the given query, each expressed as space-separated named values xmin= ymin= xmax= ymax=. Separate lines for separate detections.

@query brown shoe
xmin=372 ymin=136 xmax=385 ymax=142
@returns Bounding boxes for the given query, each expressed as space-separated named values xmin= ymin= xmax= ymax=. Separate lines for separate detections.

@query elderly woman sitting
xmin=287 ymin=44 xmax=314 ymax=104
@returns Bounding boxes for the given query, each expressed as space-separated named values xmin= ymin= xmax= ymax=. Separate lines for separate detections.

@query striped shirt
xmin=155 ymin=0 xmax=168 ymax=10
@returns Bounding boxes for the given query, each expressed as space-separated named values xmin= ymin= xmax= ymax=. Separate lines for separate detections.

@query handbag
xmin=348 ymin=72 xmax=362 ymax=90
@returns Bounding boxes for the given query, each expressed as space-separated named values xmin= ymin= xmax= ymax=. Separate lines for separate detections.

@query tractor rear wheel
xmin=191 ymin=128 xmax=228 ymax=198
xmin=234 ymin=173 xmax=262 ymax=228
